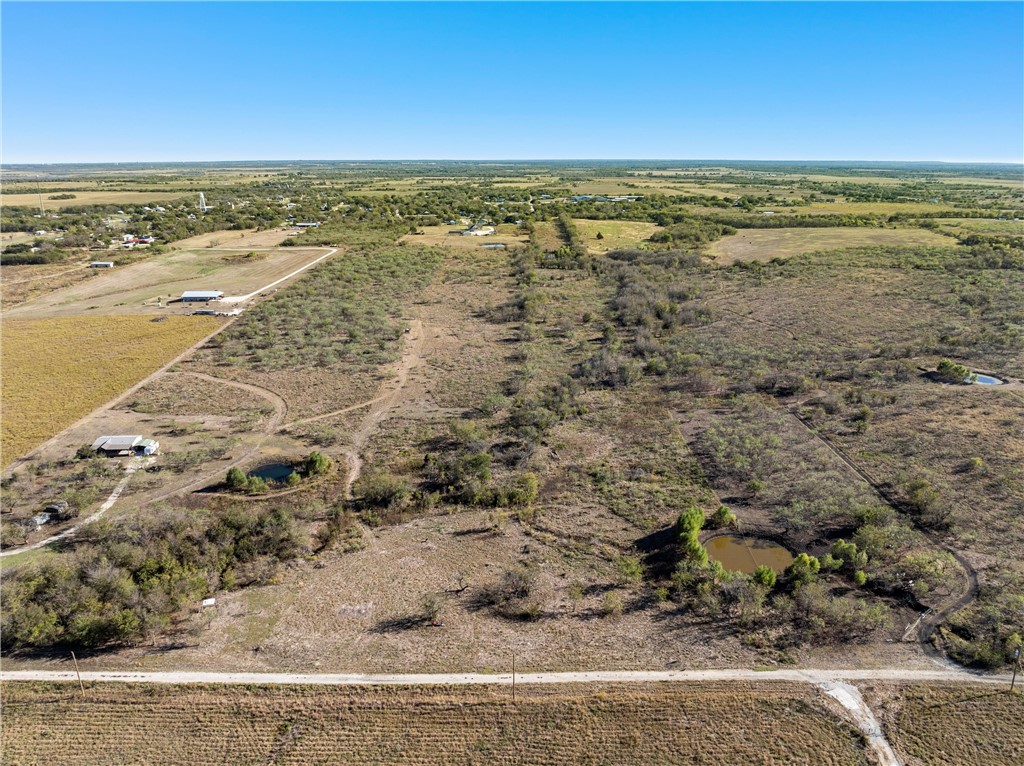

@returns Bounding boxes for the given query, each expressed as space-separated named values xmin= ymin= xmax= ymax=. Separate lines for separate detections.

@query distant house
xmin=89 ymin=261 xmax=115 ymax=268
xmin=294 ymin=222 xmax=321 ymax=228
xmin=90 ymin=435 xmax=159 ymax=456
xmin=181 ymin=290 xmax=224 ymax=302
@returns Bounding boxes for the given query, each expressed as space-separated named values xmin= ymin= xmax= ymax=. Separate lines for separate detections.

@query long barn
xmin=181 ymin=290 xmax=224 ymax=302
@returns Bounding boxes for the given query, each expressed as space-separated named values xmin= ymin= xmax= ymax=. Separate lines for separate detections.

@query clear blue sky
xmin=3 ymin=2 xmax=1022 ymax=163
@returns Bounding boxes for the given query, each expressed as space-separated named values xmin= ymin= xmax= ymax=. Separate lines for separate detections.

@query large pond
xmin=248 ymin=462 xmax=296 ymax=483
xmin=705 ymin=535 xmax=794 ymax=574
xmin=974 ymin=374 xmax=1004 ymax=385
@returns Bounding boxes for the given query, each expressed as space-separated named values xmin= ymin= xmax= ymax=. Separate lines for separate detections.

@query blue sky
xmin=2 ymin=2 xmax=1022 ymax=163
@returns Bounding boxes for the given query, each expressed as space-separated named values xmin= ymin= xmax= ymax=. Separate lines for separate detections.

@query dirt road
xmin=220 ymin=247 xmax=337 ymax=303
xmin=0 ymin=666 xmax=1007 ymax=687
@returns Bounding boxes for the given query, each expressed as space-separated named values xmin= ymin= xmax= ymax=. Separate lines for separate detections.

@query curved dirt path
xmin=785 ymin=405 xmax=980 ymax=652
xmin=145 ymin=372 xmax=289 ymax=502
xmin=0 ymin=456 xmax=152 ymax=559
xmin=281 ymin=319 xmax=427 ymax=498
xmin=819 ymin=680 xmax=902 ymax=766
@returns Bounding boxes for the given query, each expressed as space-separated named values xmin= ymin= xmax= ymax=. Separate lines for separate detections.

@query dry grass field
xmin=1 ymin=315 xmax=220 ymax=462
xmin=704 ymin=227 xmax=955 ymax=263
xmin=1 ymin=190 xmax=186 ymax=208
xmin=169 ymin=228 xmax=294 ymax=250
xmin=0 ymin=681 xmax=873 ymax=766
xmin=0 ymin=261 xmax=95 ymax=306
xmin=572 ymin=218 xmax=661 ymax=253
xmin=868 ymin=683 xmax=1024 ymax=765
xmin=2 ymin=247 xmax=334 ymax=319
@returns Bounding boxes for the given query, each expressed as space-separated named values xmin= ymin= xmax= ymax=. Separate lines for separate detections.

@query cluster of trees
xmin=2 ymin=505 xmax=308 ymax=651
xmin=225 ymin=452 xmax=331 ymax=494
xmin=669 ymin=506 xmax=889 ymax=644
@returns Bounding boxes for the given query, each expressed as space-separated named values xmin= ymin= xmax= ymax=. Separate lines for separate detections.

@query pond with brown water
xmin=705 ymin=535 xmax=794 ymax=574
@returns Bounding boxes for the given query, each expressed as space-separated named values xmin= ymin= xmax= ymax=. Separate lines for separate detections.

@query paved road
xmin=0 ymin=667 xmax=1009 ymax=687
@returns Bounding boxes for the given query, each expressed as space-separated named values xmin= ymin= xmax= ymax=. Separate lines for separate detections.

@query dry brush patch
xmin=0 ymin=681 xmax=873 ymax=766
xmin=1 ymin=315 xmax=221 ymax=462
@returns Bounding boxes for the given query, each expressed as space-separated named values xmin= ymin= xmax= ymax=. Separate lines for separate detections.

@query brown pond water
xmin=705 ymin=535 xmax=794 ymax=574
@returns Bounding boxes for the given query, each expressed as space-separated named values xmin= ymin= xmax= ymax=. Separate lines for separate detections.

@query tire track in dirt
xmin=0 ymin=456 xmax=153 ymax=558
xmin=146 ymin=372 xmax=289 ymax=502
xmin=336 ymin=319 xmax=425 ymax=498
xmin=816 ymin=680 xmax=903 ymax=766
xmin=785 ymin=404 xmax=979 ymax=655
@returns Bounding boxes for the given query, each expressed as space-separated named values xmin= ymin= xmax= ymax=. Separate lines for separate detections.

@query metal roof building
xmin=181 ymin=290 xmax=224 ymax=302
xmin=90 ymin=435 xmax=160 ymax=455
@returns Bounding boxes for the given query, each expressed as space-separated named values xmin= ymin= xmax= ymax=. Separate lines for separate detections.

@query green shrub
xmin=751 ymin=565 xmax=777 ymax=589
xmin=784 ymin=553 xmax=821 ymax=587
xmin=709 ymin=505 xmax=738 ymax=529
xmin=303 ymin=451 xmax=331 ymax=477
xmin=226 ymin=467 xmax=248 ymax=491
xmin=935 ymin=358 xmax=975 ymax=384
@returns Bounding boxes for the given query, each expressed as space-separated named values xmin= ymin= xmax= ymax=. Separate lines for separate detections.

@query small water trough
xmin=706 ymin=535 xmax=794 ymax=575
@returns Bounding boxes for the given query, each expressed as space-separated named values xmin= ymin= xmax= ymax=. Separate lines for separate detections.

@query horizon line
xmin=5 ymin=157 xmax=1023 ymax=167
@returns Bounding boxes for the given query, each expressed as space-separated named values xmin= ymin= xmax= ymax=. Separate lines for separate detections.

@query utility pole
xmin=71 ymin=651 xmax=85 ymax=694
xmin=511 ymin=652 xmax=516 ymax=703
xmin=1012 ymin=648 xmax=1021 ymax=692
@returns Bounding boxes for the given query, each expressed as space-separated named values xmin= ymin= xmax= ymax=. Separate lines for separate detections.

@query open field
xmin=0 ymin=261 xmax=96 ymax=306
xmin=400 ymin=223 xmax=529 ymax=250
xmin=1 ymin=190 xmax=186 ymax=208
xmin=572 ymin=218 xmax=660 ymax=252
xmin=0 ymin=681 xmax=875 ymax=765
xmin=169 ymin=227 xmax=294 ymax=250
xmin=869 ymin=683 xmax=1024 ymax=765
xmin=704 ymin=226 xmax=955 ymax=262
xmin=2 ymin=246 xmax=335 ymax=319
xmin=1 ymin=315 xmax=221 ymax=462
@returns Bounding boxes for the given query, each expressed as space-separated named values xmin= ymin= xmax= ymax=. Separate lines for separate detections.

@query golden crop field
xmin=0 ymin=682 xmax=872 ymax=766
xmin=1 ymin=315 xmax=220 ymax=462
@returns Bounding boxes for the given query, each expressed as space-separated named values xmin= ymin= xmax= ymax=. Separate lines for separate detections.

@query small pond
xmin=706 ymin=535 xmax=794 ymax=575
xmin=248 ymin=462 xmax=296 ymax=483
xmin=973 ymin=374 xmax=1003 ymax=385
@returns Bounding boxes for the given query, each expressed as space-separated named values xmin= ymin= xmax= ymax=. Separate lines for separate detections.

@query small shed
xmin=181 ymin=290 xmax=224 ymax=302
xmin=89 ymin=261 xmax=114 ymax=268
